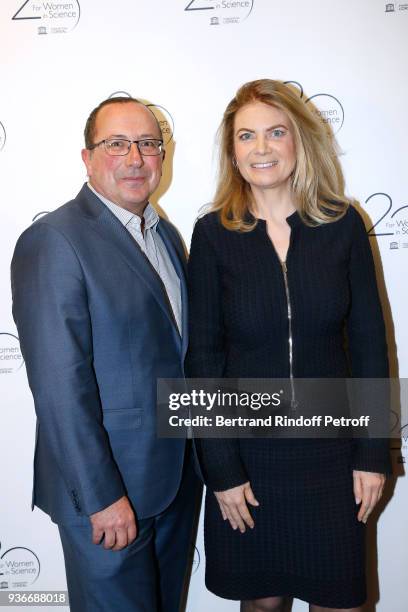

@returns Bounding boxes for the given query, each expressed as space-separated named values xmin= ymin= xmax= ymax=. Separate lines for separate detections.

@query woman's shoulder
xmin=194 ymin=209 xmax=221 ymax=228
xmin=338 ymin=204 xmax=369 ymax=238
xmin=315 ymin=204 xmax=371 ymax=255
xmin=343 ymin=203 xmax=363 ymax=223
xmin=192 ymin=209 xmax=228 ymax=241
xmin=320 ymin=203 xmax=366 ymax=234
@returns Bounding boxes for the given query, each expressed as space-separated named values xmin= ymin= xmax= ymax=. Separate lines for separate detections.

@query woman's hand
xmin=214 ymin=482 xmax=259 ymax=533
xmin=353 ymin=470 xmax=386 ymax=523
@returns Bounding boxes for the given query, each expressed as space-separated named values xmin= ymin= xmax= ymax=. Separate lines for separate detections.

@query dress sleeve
xmin=186 ymin=216 xmax=249 ymax=491
xmin=346 ymin=207 xmax=392 ymax=474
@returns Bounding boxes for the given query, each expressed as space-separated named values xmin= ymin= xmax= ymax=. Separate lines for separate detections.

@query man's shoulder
xmin=33 ymin=199 xmax=79 ymax=228
xmin=13 ymin=187 xmax=94 ymax=257
xmin=33 ymin=185 xmax=93 ymax=230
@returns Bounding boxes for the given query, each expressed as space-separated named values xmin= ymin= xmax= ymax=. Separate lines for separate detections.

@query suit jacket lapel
xmin=157 ymin=221 xmax=189 ymax=359
xmin=77 ymin=185 xmax=179 ymax=334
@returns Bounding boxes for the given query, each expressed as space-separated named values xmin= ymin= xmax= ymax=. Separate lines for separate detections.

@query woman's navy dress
xmin=186 ymin=206 xmax=390 ymax=608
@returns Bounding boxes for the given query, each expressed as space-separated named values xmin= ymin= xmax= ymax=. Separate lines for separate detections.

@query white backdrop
xmin=1 ymin=1 xmax=407 ymax=610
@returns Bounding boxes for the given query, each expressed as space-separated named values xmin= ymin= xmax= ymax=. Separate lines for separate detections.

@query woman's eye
xmin=238 ymin=132 xmax=253 ymax=141
xmin=270 ymin=129 xmax=285 ymax=138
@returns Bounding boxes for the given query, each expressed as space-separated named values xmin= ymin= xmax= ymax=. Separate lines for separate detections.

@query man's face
xmin=82 ymin=102 xmax=164 ymax=214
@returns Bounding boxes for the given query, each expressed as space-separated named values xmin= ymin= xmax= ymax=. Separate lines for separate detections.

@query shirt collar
xmin=87 ymin=182 xmax=159 ymax=231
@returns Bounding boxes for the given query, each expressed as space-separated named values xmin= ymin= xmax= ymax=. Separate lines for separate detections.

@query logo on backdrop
xmin=0 ymin=333 xmax=24 ymax=375
xmin=12 ymin=0 xmax=81 ymax=35
xmin=192 ymin=546 xmax=201 ymax=574
xmin=107 ymin=92 xmax=175 ymax=145
xmin=0 ymin=543 xmax=40 ymax=589
xmin=305 ymin=93 xmax=344 ymax=134
xmin=364 ymin=192 xmax=408 ymax=250
xmin=400 ymin=424 xmax=408 ymax=464
xmin=284 ymin=81 xmax=304 ymax=98
xmin=284 ymin=81 xmax=344 ymax=134
xmin=108 ymin=91 xmax=132 ymax=99
xmin=385 ymin=2 xmax=408 ymax=12
xmin=32 ymin=211 xmax=50 ymax=222
xmin=184 ymin=0 xmax=255 ymax=26
xmin=389 ymin=408 xmax=408 ymax=467
xmin=0 ymin=122 xmax=6 ymax=151
xmin=147 ymin=104 xmax=174 ymax=145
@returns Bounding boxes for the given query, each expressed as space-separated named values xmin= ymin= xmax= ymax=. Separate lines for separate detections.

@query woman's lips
xmin=251 ymin=161 xmax=278 ymax=169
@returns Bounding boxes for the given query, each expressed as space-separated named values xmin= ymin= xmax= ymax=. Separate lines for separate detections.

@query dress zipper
xmin=280 ymin=260 xmax=297 ymax=411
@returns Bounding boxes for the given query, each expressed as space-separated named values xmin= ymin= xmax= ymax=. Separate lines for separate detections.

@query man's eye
xmin=139 ymin=140 xmax=156 ymax=148
xmin=109 ymin=140 xmax=127 ymax=149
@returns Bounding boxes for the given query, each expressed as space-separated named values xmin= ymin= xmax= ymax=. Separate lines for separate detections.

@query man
xmin=11 ymin=97 xmax=200 ymax=612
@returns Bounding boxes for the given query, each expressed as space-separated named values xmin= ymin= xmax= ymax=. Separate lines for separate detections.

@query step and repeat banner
xmin=0 ymin=1 xmax=407 ymax=610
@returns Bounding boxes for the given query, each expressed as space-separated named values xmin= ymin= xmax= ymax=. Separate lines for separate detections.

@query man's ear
xmin=81 ymin=148 xmax=92 ymax=177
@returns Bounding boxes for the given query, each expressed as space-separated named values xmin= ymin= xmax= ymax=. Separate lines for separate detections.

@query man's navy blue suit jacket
xmin=11 ymin=184 xmax=188 ymax=524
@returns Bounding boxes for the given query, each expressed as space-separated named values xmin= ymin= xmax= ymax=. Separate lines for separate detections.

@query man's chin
xmin=117 ymin=195 xmax=149 ymax=213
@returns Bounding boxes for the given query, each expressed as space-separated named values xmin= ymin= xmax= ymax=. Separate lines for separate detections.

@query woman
xmin=186 ymin=79 xmax=391 ymax=612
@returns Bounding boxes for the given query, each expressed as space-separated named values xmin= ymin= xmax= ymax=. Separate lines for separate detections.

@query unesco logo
xmin=12 ymin=0 xmax=80 ymax=35
xmin=0 ymin=542 xmax=40 ymax=589
xmin=364 ymin=192 xmax=408 ymax=251
xmin=385 ymin=2 xmax=408 ymax=12
xmin=184 ymin=0 xmax=254 ymax=26
xmin=108 ymin=92 xmax=175 ymax=146
xmin=0 ymin=333 xmax=24 ymax=376
xmin=284 ymin=80 xmax=344 ymax=134
xmin=0 ymin=122 xmax=6 ymax=152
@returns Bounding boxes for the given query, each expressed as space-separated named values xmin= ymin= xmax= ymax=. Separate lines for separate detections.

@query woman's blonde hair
xmin=211 ymin=79 xmax=350 ymax=230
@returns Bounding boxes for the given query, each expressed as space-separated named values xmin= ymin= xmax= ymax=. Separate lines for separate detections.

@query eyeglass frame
xmin=88 ymin=137 xmax=164 ymax=157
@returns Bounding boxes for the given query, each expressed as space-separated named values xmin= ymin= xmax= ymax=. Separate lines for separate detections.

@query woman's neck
xmin=250 ymin=185 xmax=296 ymax=225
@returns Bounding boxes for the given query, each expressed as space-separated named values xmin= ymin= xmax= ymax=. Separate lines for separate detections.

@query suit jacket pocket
xmin=103 ymin=408 xmax=143 ymax=431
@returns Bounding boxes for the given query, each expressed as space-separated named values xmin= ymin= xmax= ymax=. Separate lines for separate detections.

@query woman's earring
xmin=232 ymin=157 xmax=238 ymax=170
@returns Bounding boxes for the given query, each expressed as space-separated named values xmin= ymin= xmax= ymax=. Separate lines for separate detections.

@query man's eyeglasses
xmin=88 ymin=138 xmax=164 ymax=157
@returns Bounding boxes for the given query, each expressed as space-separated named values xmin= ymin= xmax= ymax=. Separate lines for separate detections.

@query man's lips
xmin=120 ymin=176 xmax=146 ymax=184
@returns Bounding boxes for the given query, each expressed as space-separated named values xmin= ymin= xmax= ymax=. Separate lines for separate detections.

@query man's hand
xmin=90 ymin=496 xmax=137 ymax=550
xmin=214 ymin=482 xmax=259 ymax=533
xmin=353 ymin=470 xmax=386 ymax=523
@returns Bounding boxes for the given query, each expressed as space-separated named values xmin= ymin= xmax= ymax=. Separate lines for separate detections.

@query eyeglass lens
xmin=105 ymin=139 xmax=162 ymax=156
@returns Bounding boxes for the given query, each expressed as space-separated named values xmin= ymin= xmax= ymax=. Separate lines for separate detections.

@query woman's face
xmin=233 ymin=102 xmax=296 ymax=196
